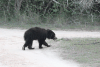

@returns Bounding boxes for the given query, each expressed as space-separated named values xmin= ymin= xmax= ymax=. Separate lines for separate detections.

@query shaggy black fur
xmin=22 ymin=27 xmax=57 ymax=50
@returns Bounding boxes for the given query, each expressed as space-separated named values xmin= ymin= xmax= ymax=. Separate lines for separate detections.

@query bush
xmin=0 ymin=0 xmax=100 ymax=25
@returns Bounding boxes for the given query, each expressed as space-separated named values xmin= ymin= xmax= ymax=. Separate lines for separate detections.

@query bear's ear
xmin=47 ymin=29 xmax=50 ymax=32
xmin=47 ymin=29 xmax=52 ymax=34
xmin=47 ymin=29 xmax=52 ymax=39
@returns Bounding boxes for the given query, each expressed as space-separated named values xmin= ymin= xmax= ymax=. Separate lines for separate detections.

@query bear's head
xmin=47 ymin=29 xmax=57 ymax=40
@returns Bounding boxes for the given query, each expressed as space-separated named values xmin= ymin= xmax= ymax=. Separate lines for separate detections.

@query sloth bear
xmin=22 ymin=27 xmax=57 ymax=50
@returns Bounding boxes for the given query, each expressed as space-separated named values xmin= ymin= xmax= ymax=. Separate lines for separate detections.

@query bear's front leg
xmin=43 ymin=41 xmax=51 ymax=47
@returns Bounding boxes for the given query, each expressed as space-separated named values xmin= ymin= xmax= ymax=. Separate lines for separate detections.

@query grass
xmin=1 ymin=21 xmax=100 ymax=31
xmin=0 ymin=17 xmax=100 ymax=67
xmin=0 ymin=14 xmax=100 ymax=31
xmin=1 ymin=13 xmax=100 ymax=67
xmin=48 ymin=38 xmax=100 ymax=67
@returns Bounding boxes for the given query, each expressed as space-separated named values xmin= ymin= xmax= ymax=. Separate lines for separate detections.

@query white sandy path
xmin=54 ymin=30 xmax=100 ymax=38
xmin=0 ymin=28 xmax=100 ymax=67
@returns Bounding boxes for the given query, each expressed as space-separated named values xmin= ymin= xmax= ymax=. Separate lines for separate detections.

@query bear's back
xmin=24 ymin=27 xmax=47 ymax=40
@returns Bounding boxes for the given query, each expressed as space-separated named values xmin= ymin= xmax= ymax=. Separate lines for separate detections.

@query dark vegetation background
xmin=0 ymin=0 xmax=100 ymax=29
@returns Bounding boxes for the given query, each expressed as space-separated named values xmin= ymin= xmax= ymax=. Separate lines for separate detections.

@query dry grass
xmin=49 ymin=38 xmax=100 ymax=67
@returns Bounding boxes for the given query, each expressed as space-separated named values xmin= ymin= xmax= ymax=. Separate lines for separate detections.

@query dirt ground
xmin=0 ymin=28 xmax=100 ymax=67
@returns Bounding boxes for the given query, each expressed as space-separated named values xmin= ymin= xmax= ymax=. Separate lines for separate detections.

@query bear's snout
xmin=53 ymin=36 xmax=57 ymax=40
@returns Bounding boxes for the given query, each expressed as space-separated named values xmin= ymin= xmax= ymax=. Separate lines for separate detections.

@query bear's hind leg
xmin=22 ymin=40 xmax=34 ymax=50
xmin=22 ymin=41 xmax=28 ymax=50
xmin=28 ymin=40 xmax=35 ymax=50
xmin=38 ymin=40 xmax=44 ymax=49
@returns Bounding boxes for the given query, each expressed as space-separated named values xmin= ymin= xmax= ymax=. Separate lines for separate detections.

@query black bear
xmin=22 ymin=27 xmax=57 ymax=50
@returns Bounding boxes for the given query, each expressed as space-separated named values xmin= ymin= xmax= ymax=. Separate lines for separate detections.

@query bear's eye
xmin=51 ymin=34 xmax=55 ymax=39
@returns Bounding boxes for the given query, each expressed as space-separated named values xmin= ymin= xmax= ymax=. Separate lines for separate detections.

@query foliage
xmin=0 ymin=0 xmax=100 ymax=24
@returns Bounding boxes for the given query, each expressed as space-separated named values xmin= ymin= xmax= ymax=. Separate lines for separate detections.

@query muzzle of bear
xmin=53 ymin=37 xmax=57 ymax=40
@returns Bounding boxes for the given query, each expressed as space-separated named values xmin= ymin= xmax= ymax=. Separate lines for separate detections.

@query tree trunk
xmin=14 ymin=0 xmax=23 ymax=16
